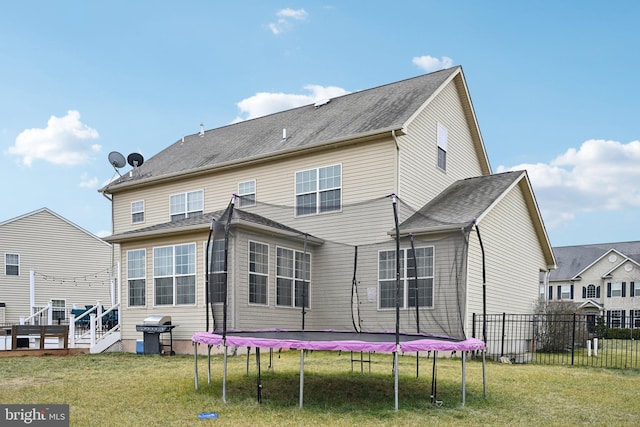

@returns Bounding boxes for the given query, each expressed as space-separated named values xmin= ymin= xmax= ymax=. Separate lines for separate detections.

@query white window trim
xmin=131 ymin=200 xmax=145 ymax=224
xmin=294 ymin=163 xmax=342 ymax=217
xmin=169 ymin=190 xmax=204 ymax=221
xmin=377 ymin=246 xmax=435 ymax=310
xmin=248 ymin=240 xmax=269 ymax=306
xmin=238 ymin=180 xmax=257 ymax=208
xmin=127 ymin=249 xmax=147 ymax=308
xmin=560 ymin=285 xmax=572 ymax=300
xmin=275 ymin=245 xmax=311 ymax=309
xmin=611 ymin=282 xmax=623 ymax=298
xmin=153 ymin=243 xmax=197 ymax=306
xmin=437 ymin=122 xmax=448 ymax=171
xmin=5 ymin=253 xmax=19 ymax=276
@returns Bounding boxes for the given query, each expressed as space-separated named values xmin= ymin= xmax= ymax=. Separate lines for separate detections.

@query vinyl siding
xmin=398 ymin=77 xmax=486 ymax=218
xmin=0 ymin=210 xmax=112 ymax=324
xmin=466 ymin=181 xmax=546 ymax=331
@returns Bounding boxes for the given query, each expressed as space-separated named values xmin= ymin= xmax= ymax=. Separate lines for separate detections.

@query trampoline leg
xmin=257 ymin=347 xmax=262 ymax=403
xmin=223 ymin=346 xmax=228 ymax=404
xmin=246 ymin=346 xmax=251 ymax=375
xmin=299 ymin=349 xmax=305 ymax=409
xmin=461 ymin=351 xmax=466 ymax=406
xmin=394 ymin=350 xmax=399 ymax=412
xmin=194 ymin=341 xmax=199 ymax=391
xmin=482 ymin=350 xmax=487 ymax=398
xmin=207 ymin=345 xmax=212 ymax=384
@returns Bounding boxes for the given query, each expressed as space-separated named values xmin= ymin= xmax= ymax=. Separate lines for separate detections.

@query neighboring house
xmin=102 ymin=66 xmax=556 ymax=354
xmin=541 ymin=241 xmax=640 ymax=328
xmin=0 ymin=208 xmax=114 ymax=326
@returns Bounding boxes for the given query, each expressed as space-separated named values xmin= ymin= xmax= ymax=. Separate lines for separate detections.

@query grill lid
xmin=143 ymin=315 xmax=171 ymax=326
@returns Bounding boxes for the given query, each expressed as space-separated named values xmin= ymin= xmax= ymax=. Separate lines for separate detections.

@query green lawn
xmin=1 ymin=350 xmax=639 ymax=426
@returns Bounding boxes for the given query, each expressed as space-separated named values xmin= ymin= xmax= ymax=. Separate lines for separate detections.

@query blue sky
xmin=1 ymin=1 xmax=639 ymax=247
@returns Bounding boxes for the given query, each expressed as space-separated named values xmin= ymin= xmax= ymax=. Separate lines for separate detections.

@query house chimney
xmin=199 ymin=123 xmax=205 ymax=137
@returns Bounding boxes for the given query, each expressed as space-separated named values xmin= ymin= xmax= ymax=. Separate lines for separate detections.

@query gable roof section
xmin=0 ymin=207 xmax=110 ymax=247
xmin=102 ymin=66 xmax=490 ymax=193
xmin=550 ymin=242 xmax=640 ymax=281
xmin=398 ymin=170 xmax=555 ymax=268
xmin=104 ymin=207 xmax=322 ymax=245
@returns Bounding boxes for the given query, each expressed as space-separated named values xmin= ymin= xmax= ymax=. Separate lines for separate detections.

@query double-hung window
xmin=276 ymin=247 xmax=310 ymax=308
xmin=131 ymin=201 xmax=145 ymax=223
xmin=378 ymin=247 xmax=434 ymax=309
xmin=610 ymin=310 xmax=622 ymax=328
xmin=127 ymin=249 xmax=146 ymax=307
xmin=5 ymin=253 xmax=19 ymax=276
xmin=249 ymin=241 xmax=269 ymax=305
xmin=295 ymin=164 xmax=341 ymax=216
xmin=170 ymin=190 xmax=203 ymax=221
xmin=154 ymin=243 xmax=196 ymax=305
xmin=560 ymin=285 xmax=572 ymax=300
xmin=238 ymin=180 xmax=256 ymax=207
xmin=437 ymin=122 xmax=448 ymax=171
xmin=610 ymin=282 xmax=623 ymax=297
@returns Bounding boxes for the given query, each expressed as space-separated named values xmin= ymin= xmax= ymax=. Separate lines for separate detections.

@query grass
xmin=1 ymin=350 xmax=640 ymax=426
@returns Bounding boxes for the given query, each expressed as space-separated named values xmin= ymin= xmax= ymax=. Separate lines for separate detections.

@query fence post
xmin=571 ymin=313 xmax=576 ymax=366
xmin=501 ymin=313 xmax=506 ymax=357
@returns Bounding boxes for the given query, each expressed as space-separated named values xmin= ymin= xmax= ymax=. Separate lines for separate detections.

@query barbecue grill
xmin=136 ymin=316 xmax=176 ymax=355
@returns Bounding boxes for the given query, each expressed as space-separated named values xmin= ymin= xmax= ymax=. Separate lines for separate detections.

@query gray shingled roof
xmin=103 ymin=67 xmax=460 ymax=192
xmin=104 ymin=207 xmax=314 ymax=243
xmin=399 ymin=171 xmax=524 ymax=233
xmin=549 ymin=241 xmax=640 ymax=281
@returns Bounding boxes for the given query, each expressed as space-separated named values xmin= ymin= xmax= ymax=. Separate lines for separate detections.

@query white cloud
xmin=78 ymin=172 xmax=99 ymax=189
xmin=8 ymin=110 xmax=100 ymax=166
xmin=95 ymin=230 xmax=112 ymax=238
xmin=233 ymin=84 xmax=349 ymax=122
xmin=268 ymin=8 xmax=308 ymax=34
xmin=497 ymin=139 xmax=640 ymax=229
xmin=412 ymin=55 xmax=454 ymax=72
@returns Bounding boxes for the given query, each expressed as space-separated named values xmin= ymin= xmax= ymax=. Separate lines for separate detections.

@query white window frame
xmin=170 ymin=190 xmax=204 ymax=221
xmin=634 ymin=282 xmax=640 ymax=296
xmin=437 ymin=122 xmax=448 ymax=171
xmin=131 ymin=200 xmax=145 ymax=224
xmin=611 ymin=310 xmax=622 ymax=328
xmin=153 ymin=243 xmax=196 ymax=306
xmin=560 ymin=285 xmax=572 ymax=300
xmin=127 ymin=249 xmax=146 ymax=307
xmin=295 ymin=164 xmax=342 ymax=216
xmin=248 ymin=241 xmax=269 ymax=306
xmin=611 ymin=282 xmax=623 ymax=298
xmin=5 ymin=253 xmax=19 ymax=276
xmin=238 ymin=180 xmax=256 ymax=208
xmin=276 ymin=246 xmax=310 ymax=309
xmin=50 ymin=299 xmax=66 ymax=321
xmin=586 ymin=284 xmax=596 ymax=298
xmin=378 ymin=246 xmax=435 ymax=310
xmin=634 ymin=309 xmax=640 ymax=328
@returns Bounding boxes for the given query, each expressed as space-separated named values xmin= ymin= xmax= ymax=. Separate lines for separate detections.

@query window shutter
xmin=606 ymin=310 xmax=611 ymax=327
xmin=548 ymin=286 xmax=553 ymax=300
xmin=607 ymin=282 xmax=612 ymax=298
xmin=570 ymin=285 xmax=574 ymax=299
xmin=631 ymin=282 xmax=635 ymax=297
xmin=582 ymin=286 xmax=587 ymax=298
xmin=597 ymin=286 xmax=601 ymax=298
xmin=557 ymin=285 xmax=562 ymax=300
xmin=621 ymin=311 xmax=626 ymax=327
xmin=622 ymin=282 xmax=626 ymax=298
xmin=630 ymin=310 xmax=634 ymax=328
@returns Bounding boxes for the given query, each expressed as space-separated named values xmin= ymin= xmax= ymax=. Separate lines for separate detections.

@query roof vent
xmin=199 ymin=123 xmax=204 ymax=137
xmin=314 ymin=98 xmax=330 ymax=108
xmin=282 ymin=128 xmax=288 ymax=140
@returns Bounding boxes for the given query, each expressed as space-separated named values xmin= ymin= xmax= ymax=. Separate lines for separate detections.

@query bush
xmin=604 ymin=328 xmax=640 ymax=340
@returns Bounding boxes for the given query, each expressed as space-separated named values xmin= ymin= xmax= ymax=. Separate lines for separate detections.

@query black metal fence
xmin=472 ymin=313 xmax=640 ymax=369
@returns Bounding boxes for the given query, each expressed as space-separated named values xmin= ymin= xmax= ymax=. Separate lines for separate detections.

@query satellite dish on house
xmin=108 ymin=151 xmax=126 ymax=176
xmin=127 ymin=153 xmax=144 ymax=168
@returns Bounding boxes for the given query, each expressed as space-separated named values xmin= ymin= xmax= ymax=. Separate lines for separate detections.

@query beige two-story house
xmin=102 ymin=66 xmax=556 ymax=354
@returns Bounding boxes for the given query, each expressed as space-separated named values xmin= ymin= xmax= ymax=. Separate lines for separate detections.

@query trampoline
xmin=192 ymin=194 xmax=489 ymax=410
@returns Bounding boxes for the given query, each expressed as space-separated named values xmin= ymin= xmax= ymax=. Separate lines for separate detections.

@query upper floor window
xmin=437 ymin=122 xmax=448 ymax=171
xmin=378 ymin=247 xmax=434 ymax=309
xmin=153 ymin=243 xmax=196 ymax=305
xmin=249 ymin=241 xmax=269 ymax=305
xmin=608 ymin=282 xmax=625 ymax=298
xmin=586 ymin=284 xmax=596 ymax=298
xmin=5 ymin=253 xmax=19 ymax=276
xmin=127 ymin=249 xmax=146 ymax=307
xmin=276 ymin=246 xmax=310 ymax=308
xmin=560 ymin=285 xmax=573 ymax=300
xmin=238 ymin=180 xmax=256 ymax=208
xmin=170 ymin=190 xmax=203 ymax=221
xmin=131 ymin=200 xmax=145 ymax=223
xmin=295 ymin=164 xmax=341 ymax=216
